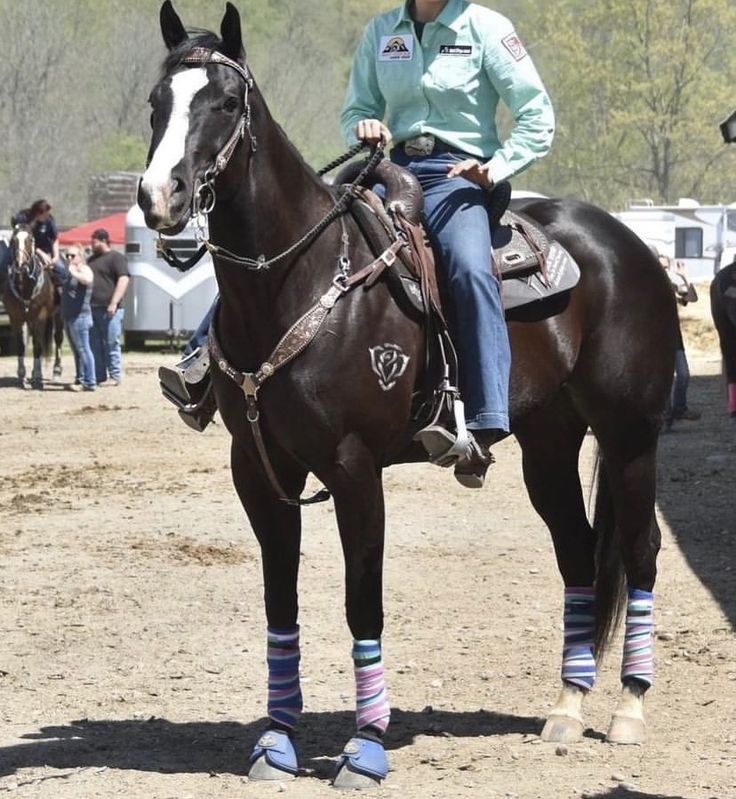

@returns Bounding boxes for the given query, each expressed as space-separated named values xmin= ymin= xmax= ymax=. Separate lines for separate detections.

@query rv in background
xmin=123 ymin=205 xmax=217 ymax=348
xmin=614 ymin=199 xmax=736 ymax=282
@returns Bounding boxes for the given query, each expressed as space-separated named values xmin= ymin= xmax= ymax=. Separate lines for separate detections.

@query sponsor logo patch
xmin=379 ymin=34 xmax=413 ymax=61
xmin=501 ymin=31 xmax=528 ymax=62
xmin=439 ymin=44 xmax=473 ymax=56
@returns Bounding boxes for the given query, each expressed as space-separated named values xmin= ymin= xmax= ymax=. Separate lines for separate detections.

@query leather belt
xmin=393 ymin=134 xmax=471 ymax=158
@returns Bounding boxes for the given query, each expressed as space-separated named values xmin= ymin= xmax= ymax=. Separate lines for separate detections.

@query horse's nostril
xmin=172 ymin=176 xmax=186 ymax=195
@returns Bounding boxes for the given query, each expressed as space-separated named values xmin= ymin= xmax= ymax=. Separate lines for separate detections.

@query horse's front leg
xmin=30 ymin=323 xmax=44 ymax=389
xmin=15 ymin=327 xmax=27 ymax=388
xmin=326 ymin=434 xmax=390 ymax=789
xmin=230 ymin=440 xmax=306 ymax=781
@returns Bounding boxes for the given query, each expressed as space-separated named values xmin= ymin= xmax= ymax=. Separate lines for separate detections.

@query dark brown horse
xmin=3 ymin=225 xmax=62 ymax=388
xmin=710 ymin=261 xmax=736 ymax=418
xmin=138 ymin=2 xmax=678 ymax=786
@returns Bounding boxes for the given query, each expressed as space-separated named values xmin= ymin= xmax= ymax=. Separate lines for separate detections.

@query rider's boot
xmin=415 ymin=425 xmax=505 ymax=489
xmin=158 ymin=347 xmax=216 ymax=432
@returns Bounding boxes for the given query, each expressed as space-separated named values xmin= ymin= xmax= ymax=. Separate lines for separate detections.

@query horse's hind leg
xmin=326 ymin=434 xmax=390 ymax=788
xmin=514 ymin=394 xmax=595 ymax=744
xmin=594 ymin=426 xmax=661 ymax=745
xmin=53 ymin=311 xmax=64 ymax=377
xmin=230 ymin=441 xmax=306 ymax=781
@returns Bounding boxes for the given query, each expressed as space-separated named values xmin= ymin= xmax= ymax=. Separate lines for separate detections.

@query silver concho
xmin=369 ymin=343 xmax=410 ymax=391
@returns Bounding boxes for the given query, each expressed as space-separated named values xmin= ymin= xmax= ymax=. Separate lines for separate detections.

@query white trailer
xmin=123 ymin=205 xmax=217 ymax=348
xmin=614 ymin=199 xmax=736 ymax=281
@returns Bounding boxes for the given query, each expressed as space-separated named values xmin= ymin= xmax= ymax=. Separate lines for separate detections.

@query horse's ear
xmin=220 ymin=2 xmax=245 ymax=61
xmin=160 ymin=0 xmax=188 ymax=51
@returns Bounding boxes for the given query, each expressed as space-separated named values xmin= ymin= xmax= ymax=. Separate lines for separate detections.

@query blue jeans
xmin=90 ymin=307 xmax=124 ymax=383
xmin=66 ymin=313 xmax=96 ymax=387
xmin=185 ymin=298 xmax=217 ymax=356
xmin=391 ymin=150 xmax=511 ymax=432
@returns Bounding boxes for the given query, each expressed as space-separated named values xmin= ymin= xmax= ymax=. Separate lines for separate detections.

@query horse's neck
xmin=209 ymin=122 xmax=341 ymax=360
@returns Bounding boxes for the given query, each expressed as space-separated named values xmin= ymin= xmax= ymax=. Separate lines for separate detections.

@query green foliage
xmin=531 ymin=0 xmax=736 ymax=206
xmin=91 ymin=134 xmax=150 ymax=174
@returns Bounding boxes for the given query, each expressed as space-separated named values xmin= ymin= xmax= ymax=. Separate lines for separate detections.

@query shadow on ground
xmin=656 ymin=373 xmax=735 ymax=629
xmin=583 ymin=789 xmax=702 ymax=799
xmin=0 ymin=708 xmax=542 ymax=780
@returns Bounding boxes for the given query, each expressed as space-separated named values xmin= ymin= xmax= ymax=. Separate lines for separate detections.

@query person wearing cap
xmin=340 ymin=0 xmax=554 ymax=487
xmin=88 ymin=228 xmax=130 ymax=386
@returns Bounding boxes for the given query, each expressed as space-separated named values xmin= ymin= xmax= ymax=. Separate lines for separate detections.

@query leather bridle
xmin=179 ymin=47 xmax=258 ymax=216
xmin=153 ymin=47 xmax=384 ymax=275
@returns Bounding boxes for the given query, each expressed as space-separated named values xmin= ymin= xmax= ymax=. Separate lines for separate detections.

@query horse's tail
xmin=591 ymin=451 xmax=627 ymax=658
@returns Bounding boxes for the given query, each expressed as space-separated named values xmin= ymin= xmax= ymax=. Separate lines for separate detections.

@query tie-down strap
xmin=208 ymin=238 xmax=406 ymax=504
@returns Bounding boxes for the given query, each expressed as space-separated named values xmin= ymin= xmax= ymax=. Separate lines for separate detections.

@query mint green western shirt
xmin=340 ymin=0 xmax=555 ymax=182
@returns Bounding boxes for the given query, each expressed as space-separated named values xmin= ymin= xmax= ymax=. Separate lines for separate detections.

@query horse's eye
xmin=223 ymin=96 xmax=238 ymax=113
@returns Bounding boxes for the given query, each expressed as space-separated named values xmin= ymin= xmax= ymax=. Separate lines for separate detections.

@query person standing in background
xmin=51 ymin=244 xmax=96 ymax=391
xmin=88 ymin=228 xmax=129 ymax=386
xmin=659 ymin=255 xmax=701 ymax=429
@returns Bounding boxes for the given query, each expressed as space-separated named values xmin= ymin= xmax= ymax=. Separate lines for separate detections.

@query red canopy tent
xmin=58 ymin=212 xmax=127 ymax=246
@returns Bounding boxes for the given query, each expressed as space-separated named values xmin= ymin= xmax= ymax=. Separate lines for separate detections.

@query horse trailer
xmin=123 ymin=205 xmax=217 ymax=348
xmin=614 ymin=199 xmax=736 ymax=282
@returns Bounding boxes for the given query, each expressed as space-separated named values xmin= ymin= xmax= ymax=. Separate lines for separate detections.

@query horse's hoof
xmin=606 ymin=714 xmax=646 ymax=745
xmin=248 ymin=730 xmax=298 ymax=781
xmin=333 ymin=765 xmax=381 ymax=791
xmin=31 ymin=381 xmax=44 ymax=391
xmin=332 ymin=737 xmax=387 ymax=791
xmin=540 ymin=714 xmax=584 ymax=743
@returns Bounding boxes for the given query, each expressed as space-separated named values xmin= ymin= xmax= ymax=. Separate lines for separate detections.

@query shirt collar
xmin=395 ymin=0 xmax=465 ymax=31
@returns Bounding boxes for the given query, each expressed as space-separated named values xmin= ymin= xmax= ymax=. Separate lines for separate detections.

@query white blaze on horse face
xmin=15 ymin=230 xmax=32 ymax=265
xmin=141 ymin=68 xmax=209 ymax=221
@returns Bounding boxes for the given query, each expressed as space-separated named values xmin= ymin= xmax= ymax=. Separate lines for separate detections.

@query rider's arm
xmin=482 ymin=19 xmax=555 ymax=183
xmin=70 ymin=262 xmax=94 ymax=287
xmin=340 ymin=19 xmax=387 ymax=146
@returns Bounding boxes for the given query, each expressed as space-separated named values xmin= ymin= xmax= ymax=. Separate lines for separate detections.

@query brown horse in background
xmin=3 ymin=225 xmax=62 ymax=388
xmin=137 ymin=1 xmax=679 ymax=786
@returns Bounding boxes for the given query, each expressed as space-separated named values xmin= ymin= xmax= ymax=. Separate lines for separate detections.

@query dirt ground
xmin=0 ymin=286 xmax=734 ymax=799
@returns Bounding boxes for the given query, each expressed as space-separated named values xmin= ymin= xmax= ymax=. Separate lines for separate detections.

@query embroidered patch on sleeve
xmin=501 ymin=31 xmax=528 ymax=62
xmin=378 ymin=34 xmax=414 ymax=61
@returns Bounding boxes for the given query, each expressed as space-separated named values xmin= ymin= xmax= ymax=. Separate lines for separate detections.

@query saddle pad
xmin=501 ymin=240 xmax=581 ymax=316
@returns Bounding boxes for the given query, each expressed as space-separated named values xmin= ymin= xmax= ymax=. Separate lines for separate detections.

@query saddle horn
xmin=334 ymin=159 xmax=424 ymax=225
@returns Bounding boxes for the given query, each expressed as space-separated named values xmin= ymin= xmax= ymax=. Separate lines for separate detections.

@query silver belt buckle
xmin=403 ymin=134 xmax=435 ymax=157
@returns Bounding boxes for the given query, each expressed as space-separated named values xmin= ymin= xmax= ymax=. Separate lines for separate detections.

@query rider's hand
xmin=355 ymin=119 xmax=392 ymax=147
xmin=446 ymin=159 xmax=494 ymax=189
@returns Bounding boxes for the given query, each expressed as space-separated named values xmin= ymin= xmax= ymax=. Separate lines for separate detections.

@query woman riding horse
xmin=139 ymin=1 xmax=678 ymax=786
xmin=341 ymin=0 xmax=554 ymax=489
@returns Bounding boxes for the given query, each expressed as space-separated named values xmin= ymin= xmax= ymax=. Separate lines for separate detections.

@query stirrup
xmin=413 ymin=398 xmax=472 ymax=467
xmin=159 ymin=349 xmax=216 ymax=432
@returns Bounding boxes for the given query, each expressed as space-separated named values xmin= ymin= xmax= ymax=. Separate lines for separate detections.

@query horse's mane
xmin=161 ymin=30 xmax=226 ymax=76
